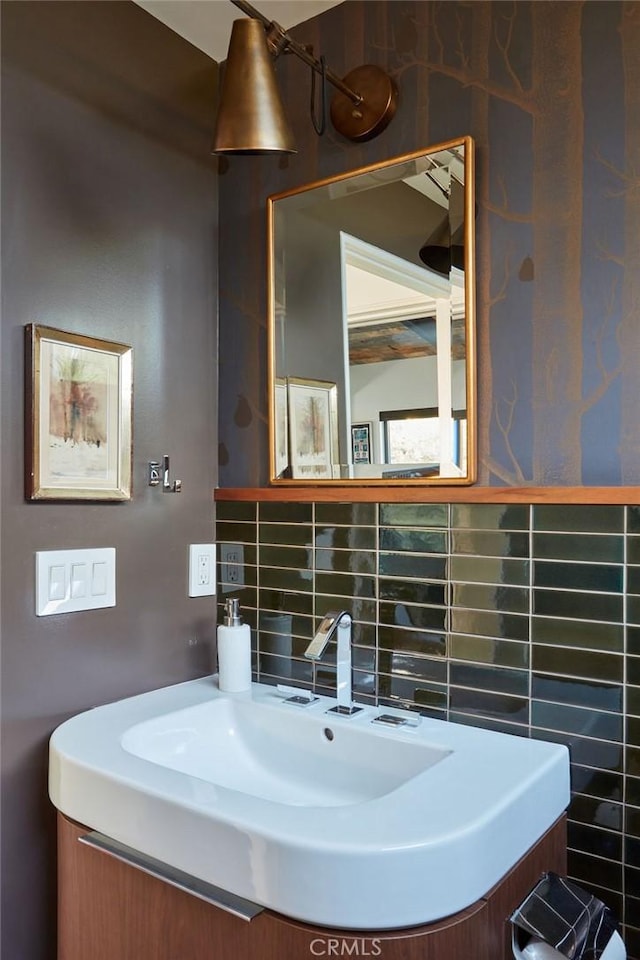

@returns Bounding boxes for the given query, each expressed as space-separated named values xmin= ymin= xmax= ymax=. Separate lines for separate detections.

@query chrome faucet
xmin=304 ymin=610 xmax=362 ymax=716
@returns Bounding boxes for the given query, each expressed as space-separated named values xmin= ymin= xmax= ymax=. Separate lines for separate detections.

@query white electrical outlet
xmin=188 ymin=544 xmax=216 ymax=597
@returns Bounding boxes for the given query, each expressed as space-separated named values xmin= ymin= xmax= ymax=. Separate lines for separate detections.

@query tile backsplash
xmin=216 ymin=500 xmax=640 ymax=951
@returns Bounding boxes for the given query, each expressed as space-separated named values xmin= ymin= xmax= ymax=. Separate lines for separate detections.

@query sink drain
xmin=323 ymin=727 xmax=334 ymax=742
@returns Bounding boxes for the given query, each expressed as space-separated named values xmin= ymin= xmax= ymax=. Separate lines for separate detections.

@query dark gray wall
xmin=1 ymin=4 xmax=218 ymax=958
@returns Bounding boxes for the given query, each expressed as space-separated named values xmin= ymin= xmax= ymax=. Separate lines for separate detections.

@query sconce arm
xmin=230 ymin=0 xmax=362 ymax=105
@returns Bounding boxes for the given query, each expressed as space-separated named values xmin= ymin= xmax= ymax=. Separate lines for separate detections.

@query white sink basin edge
xmin=49 ymin=676 xmax=570 ymax=930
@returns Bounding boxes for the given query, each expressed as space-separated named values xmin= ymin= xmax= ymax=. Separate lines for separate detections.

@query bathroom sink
xmin=49 ymin=677 xmax=570 ymax=929
xmin=121 ymin=696 xmax=450 ymax=806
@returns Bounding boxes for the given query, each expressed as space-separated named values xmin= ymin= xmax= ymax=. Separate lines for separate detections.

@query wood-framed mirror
xmin=267 ymin=136 xmax=476 ymax=486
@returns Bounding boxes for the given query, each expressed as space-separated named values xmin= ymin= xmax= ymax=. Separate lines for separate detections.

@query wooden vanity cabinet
xmin=57 ymin=812 xmax=566 ymax=960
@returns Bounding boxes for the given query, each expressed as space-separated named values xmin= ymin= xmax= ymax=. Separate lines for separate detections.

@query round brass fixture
xmin=330 ymin=65 xmax=398 ymax=143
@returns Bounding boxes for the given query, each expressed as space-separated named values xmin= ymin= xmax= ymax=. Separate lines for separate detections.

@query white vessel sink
xmin=49 ymin=677 xmax=570 ymax=930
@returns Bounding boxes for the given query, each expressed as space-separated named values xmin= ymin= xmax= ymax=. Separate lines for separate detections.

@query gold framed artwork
xmin=25 ymin=324 xmax=133 ymax=501
xmin=287 ymin=377 xmax=339 ymax=479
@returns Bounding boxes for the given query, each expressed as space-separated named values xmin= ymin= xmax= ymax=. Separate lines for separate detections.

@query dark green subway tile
xmin=628 ymin=686 xmax=640 ymax=718
xmin=451 ymin=530 xmax=529 ymax=558
xmin=351 ymin=646 xmax=377 ymax=673
xmin=449 ymin=555 xmax=530 ymax=586
xmin=568 ymin=851 xmax=622 ymax=895
xmin=379 ymin=527 xmax=447 ymax=554
xmin=378 ymin=649 xmax=448 ymax=683
xmin=627 ymin=536 xmax=640 ymax=565
xmin=449 ymin=712 xmax=529 ymax=738
xmin=218 ymin=564 xmax=257 ymax=589
xmin=311 ymin=664 xmax=375 ymax=701
xmin=315 ymin=502 xmax=376 ymax=526
xmin=352 ymin=669 xmax=377 ymax=699
xmin=567 ymin=822 xmax=622 ymax=861
xmin=626 ymin=865 xmax=640 ymax=900
xmin=315 ymin=526 xmax=377 ymax=550
xmin=628 ymin=717 xmax=640 ymax=748
xmin=257 ymin=650 xmax=292 ymax=680
xmin=314 ymin=571 xmax=376 ymax=599
xmin=450 ymin=609 xmax=529 ymax=642
xmin=217 ymin=543 xmax=257 ymax=567
xmin=378 ymin=553 xmax=447 ymax=581
xmin=259 ymin=655 xmax=313 ymax=686
xmin=532 ymin=700 xmax=622 ymax=742
xmin=258 ymin=589 xmax=313 ymax=616
xmin=534 ymin=505 xmax=624 ymax=533
xmin=379 ymin=577 xmax=446 ymax=607
xmin=626 ymin=777 xmax=640 ymax=809
xmin=627 ymin=566 xmax=640 ymax=595
xmin=379 ymin=503 xmax=448 ymax=528
xmin=258 ymin=522 xmax=313 ymax=547
xmin=532 ymin=646 xmax=624 ymax=683
xmin=449 ymin=661 xmax=528 ymax=696
xmin=533 ymin=533 xmax=623 ymax=564
xmin=259 ymin=544 xmax=311 ymax=570
xmin=532 ymin=673 xmax=623 ymax=712
xmin=378 ymin=624 xmax=446 ymax=659
xmin=571 ymin=765 xmax=623 ymax=803
xmin=258 ymin=612 xmax=313 ymax=642
xmin=627 ymin=505 xmax=640 ymax=533
xmin=627 ymin=656 xmax=640 ymax=686
xmin=627 ymin=807 xmax=640 ymax=838
xmin=628 ymin=596 xmax=640 ymax=626
xmin=350 ymin=621 xmax=378 ymax=647
xmin=629 ymin=627 xmax=640 ymax=655
xmin=216 ymin=520 xmax=257 ymax=545
xmin=379 ymin=601 xmax=446 ymax=633
xmin=626 ymin=922 xmax=640 ymax=957
xmin=629 ymin=747 xmax=640 ymax=777
xmin=259 ymin=566 xmax=313 ymax=593
xmin=451 ymin=582 xmax=529 ymax=614
xmin=378 ymin=675 xmax=447 ymax=712
xmin=315 ymin=595 xmax=378 ymax=627
xmin=449 ymin=634 xmax=529 ymax=669
xmin=216 ymin=501 xmax=257 ymax=522
xmin=533 ymin=561 xmax=623 ymax=593
xmin=216 ymin=586 xmax=256 ymax=612
xmin=449 ymin=687 xmax=529 ymax=724
xmin=259 ymin=502 xmax=313 ymax=524
xmin=314 ymin=548 xmax=376 ymax=575
xmin=531 ymin=617 xmax=624 ymax=652
xmin=531 ymin=728 xmax=623 ymax=772
xmin=451 ymin=503 xmax=529 ymax=530
xmin=533 ymin=589 xmax=623 ymax=623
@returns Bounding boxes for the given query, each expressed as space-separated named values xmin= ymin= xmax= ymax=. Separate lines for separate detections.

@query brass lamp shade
xmin=212 ymin=19 xmax=296 ymax=155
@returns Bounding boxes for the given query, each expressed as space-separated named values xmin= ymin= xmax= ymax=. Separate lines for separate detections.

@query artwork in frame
xmin=351 ymin=422 xmax=372 ymax=465
xmin=287 ymin=377 xmax=339 ymax=479
xmin=25 ymin=324 xmax=133 ymax=501
xmin=274 ymin=378 xmax=289 ymax=478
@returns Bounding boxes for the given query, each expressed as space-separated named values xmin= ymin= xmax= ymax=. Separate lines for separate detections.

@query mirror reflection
xmin=268 ymin=137 xmax=475 ymax=485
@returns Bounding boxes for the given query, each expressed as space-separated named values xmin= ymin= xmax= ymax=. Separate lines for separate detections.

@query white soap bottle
xmin=217 ymin=597 xmax=252 ymax=692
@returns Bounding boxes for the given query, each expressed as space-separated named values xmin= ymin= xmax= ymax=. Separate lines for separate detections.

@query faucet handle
xmin=276 ymin=684 xmax=319 ymax=706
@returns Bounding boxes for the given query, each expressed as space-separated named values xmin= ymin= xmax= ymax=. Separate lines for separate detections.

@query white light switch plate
xmin=188 ymin=544 xmax=216 ymax=597
xmin=35 ymin=548 xmax=116 ymax=616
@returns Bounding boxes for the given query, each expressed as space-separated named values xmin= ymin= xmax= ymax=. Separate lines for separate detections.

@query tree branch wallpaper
xmin=218 ymin=0 xmax=640 ymax=488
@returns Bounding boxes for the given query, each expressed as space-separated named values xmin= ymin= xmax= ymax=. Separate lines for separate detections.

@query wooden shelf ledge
xmin=214 ymin=486 xmax=640 ymax=505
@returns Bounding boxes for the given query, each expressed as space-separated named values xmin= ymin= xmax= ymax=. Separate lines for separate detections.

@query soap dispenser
xmin=217 ymin=597 xmax=252 ymax=692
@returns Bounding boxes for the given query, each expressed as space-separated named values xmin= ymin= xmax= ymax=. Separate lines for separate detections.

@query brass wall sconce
xmin=212 ymin=0 xmax=398 ymax=154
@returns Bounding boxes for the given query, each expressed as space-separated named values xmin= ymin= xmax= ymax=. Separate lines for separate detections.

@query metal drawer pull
xmin=79 ymin=831 xmax=264 ymax=921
